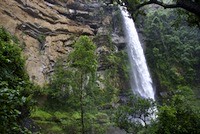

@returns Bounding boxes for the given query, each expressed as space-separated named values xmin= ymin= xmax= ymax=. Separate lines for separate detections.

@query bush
xmin=0 ymin=27 xmax=33 ymax=133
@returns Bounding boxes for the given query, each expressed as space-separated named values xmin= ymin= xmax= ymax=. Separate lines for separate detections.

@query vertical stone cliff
xmin=0 ymin=0 xmax=125 ymax=85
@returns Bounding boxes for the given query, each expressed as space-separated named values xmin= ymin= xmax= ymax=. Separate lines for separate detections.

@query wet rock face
xmin=0 ymin=0 xmax=125 ymax=85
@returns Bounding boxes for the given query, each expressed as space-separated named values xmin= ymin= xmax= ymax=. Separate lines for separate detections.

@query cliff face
xmin=0 ymin=0 xmax=125 ymax=85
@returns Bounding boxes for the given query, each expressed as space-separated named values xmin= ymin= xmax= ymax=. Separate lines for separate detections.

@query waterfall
xmin=120 ymin=7 xmax=155 ymax=100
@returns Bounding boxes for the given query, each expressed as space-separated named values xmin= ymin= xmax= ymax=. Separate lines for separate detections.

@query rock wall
xmin=0 ymin=0 xmax=125 ymax=85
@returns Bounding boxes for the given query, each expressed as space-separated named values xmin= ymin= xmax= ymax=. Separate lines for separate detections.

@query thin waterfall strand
xmin=120 ymin=7 xmax=155 ymax=100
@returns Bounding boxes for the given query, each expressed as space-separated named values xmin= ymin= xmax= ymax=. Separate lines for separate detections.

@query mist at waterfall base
xmin=120 ymin=6 xmax=155 ymax=101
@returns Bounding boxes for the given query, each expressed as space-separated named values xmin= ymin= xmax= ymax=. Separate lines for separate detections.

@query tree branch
xmin=135 ymin=0 xmax=180 ymax=11
xmin=127 ymin=0 xmax=200 ymax=17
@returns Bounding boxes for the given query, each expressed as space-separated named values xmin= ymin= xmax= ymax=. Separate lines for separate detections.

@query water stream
xmin=120 ymin=7 xmax=155 ymax=100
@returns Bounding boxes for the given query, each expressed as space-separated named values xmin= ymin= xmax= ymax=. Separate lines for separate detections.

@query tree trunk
xmin=80 ymin=73 xmax=85 ymax=134
xmin=81 ymin=94 xmax=85 ymax=134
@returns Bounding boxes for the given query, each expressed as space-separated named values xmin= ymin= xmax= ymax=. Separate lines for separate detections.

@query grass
xmin=31 ymin=108 xmax=52 ymax=121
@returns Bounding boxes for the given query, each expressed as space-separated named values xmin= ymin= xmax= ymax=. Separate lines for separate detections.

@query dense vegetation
xmin=142 ymin=9 xmax=200 ymax=133
xmin=0 ymin=26 xmax=129 ymax=133
xmin=1 ymin=1 xmax=200 ymax=133
xmin=0 ymin=27 xmax=33 ymax=133
xmin=142 ymin=10 xmax=200 ymax=93
xmin=30 ymin=35 xmax=130 ymax=134
xmin=113 ymin=5 xmax=200 ymax=134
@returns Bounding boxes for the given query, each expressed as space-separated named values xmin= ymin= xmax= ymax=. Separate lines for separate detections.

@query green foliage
xmin=69 ymin=35 xmax=97 ymax=73
xmin=114 ymin=88 xmax=200 ymax=134
xmin=33 ymin=36 xmax=115 ymax=134
xmin=114 ymin=93 xmax=156 ymax=133
xmin=50 ymin=126 xmax=62 ymax=132
xmin=53 ymin=111 xmax=68 ymax=119
xmin=31 ymin=108 xmax=52 ymax=121
xmin=154 ymin=87 xmax=200 ymax=134
xmin=174 ymin=5 xmax=200 ymax=27
xmin=105 ymin=50 xmax=130 ymax=91
xmin=31 ymin=34 xmax=130 ymax=134
xmin=140 ymin=10 xmax=200 ymax=92
xmin=0 ymin=27 xmax=33 ymax=133
xmin=0 ymin=87 xmax=24 ymax=133
xmin=133 ymin=9 xmax=200 ymax=134
xmin=0 ymin=28 xmax=28 ymax=89
xmin=47 ymin=36 xmax=98 ymax=109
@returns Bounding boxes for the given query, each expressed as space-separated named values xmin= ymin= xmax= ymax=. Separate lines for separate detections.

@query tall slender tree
xmin=68 ymin=35 xmax=97 ymax=134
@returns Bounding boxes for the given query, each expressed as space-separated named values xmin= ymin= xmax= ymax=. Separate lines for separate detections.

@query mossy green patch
xmin=31 ymin=109 xmax=52 ymax=121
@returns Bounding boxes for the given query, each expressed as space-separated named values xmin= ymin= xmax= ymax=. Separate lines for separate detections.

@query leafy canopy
xmin=0 ymin=28 xmax=28 ymax=89
xmin=69 ymin=35 xmax=97 ymax=74
xmin=0 ymin=27 xmax=32 ymax=133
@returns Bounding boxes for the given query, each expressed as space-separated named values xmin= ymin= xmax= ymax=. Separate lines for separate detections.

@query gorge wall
xmin=0 ymin=0 xmax=125 ymax=85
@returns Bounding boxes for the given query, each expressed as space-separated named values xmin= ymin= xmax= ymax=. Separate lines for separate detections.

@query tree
xmin=45 ymin=35 xmax=125 ymax=133
xmin=0 ymin=28 xmax=28 ymax=89
xmin=120 ymin=0 xmax=200 ymax=18
xmin=119 ymin=0 xmax=200 ymax=26
xmin=0 ymin=27 xmax=32 ymax=133
xmin=68 ymin=35 xmax=97 ymax=134
xmin=48 ymin=36 xmax=98 ymax=134
xmin=114 ymin=93 xmax=156 ymax=133
xmin=134 ymin=9 xmax=200 ymax=133
xmin=138 ymin=9 xmax=200 ymax=92
xmin=154 ymin=86 xmax=200 ymax=134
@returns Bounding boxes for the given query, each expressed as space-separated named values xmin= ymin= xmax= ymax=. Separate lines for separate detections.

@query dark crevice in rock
xmin=17 ymin=22 xmax=92 ymax=41
xmin=44 ymin=0 xmax=66 ymax=7
xmin=18 ymin=5 xmax=58 ymax=24
xmin=15 ymin=0 xmax=24 ymax=5
xmin=2 ymin=10 xmax=19 ymax=20
xmin=17 ymin=23 xmax=52 ymax=38
xmin=15 ymin=0 xmax=59 ymax=24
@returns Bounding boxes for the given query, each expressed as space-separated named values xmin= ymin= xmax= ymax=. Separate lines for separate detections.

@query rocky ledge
xmin=0 ymin=0 xmax=125 ymax=85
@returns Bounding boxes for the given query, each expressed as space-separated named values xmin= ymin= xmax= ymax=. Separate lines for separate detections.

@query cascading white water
xmin=120 ymin=7 xmax=155 ymax=100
